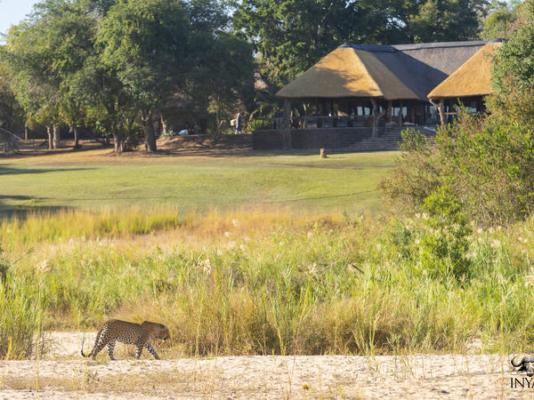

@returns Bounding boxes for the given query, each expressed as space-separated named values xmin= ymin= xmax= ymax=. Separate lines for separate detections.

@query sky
xmin=0 ymin=0 xmax=38 ymax=36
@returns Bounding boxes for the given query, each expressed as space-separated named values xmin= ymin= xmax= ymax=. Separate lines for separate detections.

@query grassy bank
xmin=2 ymin=208 xmax=532 ymax=358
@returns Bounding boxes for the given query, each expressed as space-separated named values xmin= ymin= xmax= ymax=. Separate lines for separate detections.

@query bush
xmin=383 ymin=115 xmax=533 ymax=226
xmin=381 ymin=128 xmax=440 ymax=210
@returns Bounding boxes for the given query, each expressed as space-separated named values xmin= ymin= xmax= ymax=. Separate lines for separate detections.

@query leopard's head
xmin=143 ymin=321 xmax=170 ymax=341
xmin=157 ymin=324 xmax=171 ymax=341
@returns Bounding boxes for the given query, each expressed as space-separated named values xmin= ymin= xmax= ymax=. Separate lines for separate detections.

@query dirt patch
xmin=156 ymin=134 xmax=252 ymax=156
xmin=0 ymin=332 xmax=529 ymax=399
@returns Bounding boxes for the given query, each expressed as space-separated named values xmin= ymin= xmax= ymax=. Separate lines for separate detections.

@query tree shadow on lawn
xmin=0 ymin=141 xmax=112 ymax=159
xmin=0 ymin=195 xmax=72 ymax=221
xmin=0 ymin=165 xmax=94 ymax=176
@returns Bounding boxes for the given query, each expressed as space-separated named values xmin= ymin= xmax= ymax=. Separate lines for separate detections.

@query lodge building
xmin=253 ymin=40 xmax=501 ymax=150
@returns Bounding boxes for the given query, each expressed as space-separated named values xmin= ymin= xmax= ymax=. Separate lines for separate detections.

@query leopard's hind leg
xmin=89 ymin=326 xmax=110 ymax=360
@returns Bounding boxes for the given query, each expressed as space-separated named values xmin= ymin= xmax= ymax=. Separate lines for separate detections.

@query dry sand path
xmin=0 ymin=332 xmax=531 ymax=399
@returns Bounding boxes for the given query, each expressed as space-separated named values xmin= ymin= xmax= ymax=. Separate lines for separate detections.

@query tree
xmin=4 ymin=19 xmax=64 ymax=149
xmin=233 ymin=0 xmax=405 ymax=86
xmin=481 ymin=1 xmax=518 ymax=39
xmin=48 ymin=1 xmax=97 ymax=149
xmin=97 ymin=0 xmax=189 ymax=152
xmin=0 ymin=56 xmax=24 ymax=135
xmin=407 ymin=0 xmax=487 ymax=43
xmin=3 ymin=0 xmax=100 ymax=150
xmin=73 ymin=55 xmax=137 ymax=153
xmin=233 ymin=0 xmax=490 ymax=87
xmin=491 ymin=0 xmax=534 ymax=125
xmin=179 ymin=0 xmax=254 ymax=135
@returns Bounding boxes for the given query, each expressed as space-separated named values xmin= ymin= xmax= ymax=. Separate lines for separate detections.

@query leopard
xmin=81 ymin=319 xmax=170 ymax=360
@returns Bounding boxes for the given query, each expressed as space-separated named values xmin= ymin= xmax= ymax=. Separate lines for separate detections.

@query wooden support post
xmin=387 ymin=100 xmax=393 ymax=122
xmin=282 ymin=99 xmax=291 ymax=149
xmin=371 ymin=98 xmax=378 ymax=137
xmin=430 ymin=99 xmax=445 ymax=125
xmin=439 ymin=100 xmax=445 ymax=125
xmin=371 ymin=98 xmax=388 ymax=136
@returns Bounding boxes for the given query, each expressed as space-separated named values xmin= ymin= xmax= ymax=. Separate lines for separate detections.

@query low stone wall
xmin=252 ymin=130 xmax=285 ymax=150
xmin=252 ymin=128 xmax=377 ymax=150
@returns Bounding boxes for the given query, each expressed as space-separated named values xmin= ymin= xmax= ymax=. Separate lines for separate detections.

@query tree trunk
xmin=112 ymin=132 xmax=123 ymax=154
xmin=52 ymin=126 xmax=61 ymax=149
xmin=73 ymin=126 xmax=80 ymax=149
xmin=142 ymin=111 xmax=157 ymax=153
xmin=160 ymin=113 xmax=168 ymax=136
xmin=24 ymin=125 xmax=29 ymax=141
xmin=46 ymin=126 xmax=53 ymax=150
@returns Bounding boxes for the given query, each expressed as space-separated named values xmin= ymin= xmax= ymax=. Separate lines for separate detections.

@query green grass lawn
xmin=0 ymin=150 xmax=398 ymax=215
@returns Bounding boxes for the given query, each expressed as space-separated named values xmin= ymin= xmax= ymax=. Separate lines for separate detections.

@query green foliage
xmin=381 ymin=129 xmax=440 ymax=210
xmin=186 ymin=30 xmax=255 ymax=136
xmin=408 ymin=0 xmax=486 ymax=42
xmin=384 ymin=117 xmax=534 ymax=226
xmin=386 ymin=3 xmax=534 ymax=227
xmin=233 ymin=0 xmax=489 ymax=86
xmin=482 ymin=2 xmax=517 ymax=39
xmin=387 ymin=188 xmax=472 ymax=281
xmin=98 ymin=0 xmax=188 ymax=111
xmin=0 ymin=60 xmax=24 ymax=133
xmin=491 ymin=0 xmax=534 ymax=125
xmin=420 ymin=188 xmax=472 ymax=279
xmin=2 ymin=0 xmax=254 ymax=152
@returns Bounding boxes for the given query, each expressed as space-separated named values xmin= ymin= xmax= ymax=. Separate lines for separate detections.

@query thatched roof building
xmin=428 ymin=43 xmax=501 ymax=100
xmin=256 ymin=40 xmax=502 ymax=151
xmin=277 ymin=41 xmax=496 ymax=101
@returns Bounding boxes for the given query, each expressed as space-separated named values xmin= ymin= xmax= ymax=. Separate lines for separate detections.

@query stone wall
xmin=252 ymin=127 xmax=380 ymax=150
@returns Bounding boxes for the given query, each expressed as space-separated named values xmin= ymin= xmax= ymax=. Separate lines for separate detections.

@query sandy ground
xmin=0 ymin=332 xmax=531 ymax=399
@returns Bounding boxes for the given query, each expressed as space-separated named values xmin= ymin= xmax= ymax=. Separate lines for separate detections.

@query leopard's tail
xmin=81 ymin=329 xmax=101 ymax=358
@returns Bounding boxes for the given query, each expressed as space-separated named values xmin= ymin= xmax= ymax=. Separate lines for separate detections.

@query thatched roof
xmin=428 ymin=43 xmax=501 ymax=99
xmin=277 ymin=41 xmax=498 ymax=101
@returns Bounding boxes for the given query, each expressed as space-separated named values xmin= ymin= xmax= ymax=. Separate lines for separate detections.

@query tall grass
xmin=0 ymin=207 xmax=187 ymax=248
xmin=0 ymin=257 xmax=43 ymax=359
xmin=3 ymin=209 xmax=532 ymax=356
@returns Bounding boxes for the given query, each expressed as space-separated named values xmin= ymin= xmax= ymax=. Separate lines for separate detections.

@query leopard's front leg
xmin=145 ymin=342 xmax=160 ymax=360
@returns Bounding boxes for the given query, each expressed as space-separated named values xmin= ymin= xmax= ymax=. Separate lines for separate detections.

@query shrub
xmin=419 ymin=187 xmax=472 ymax=280
xmin=383 ymin=115 xmax=533 ymax=226
xmin=381 ymin=128 xmax=441 ymax=211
